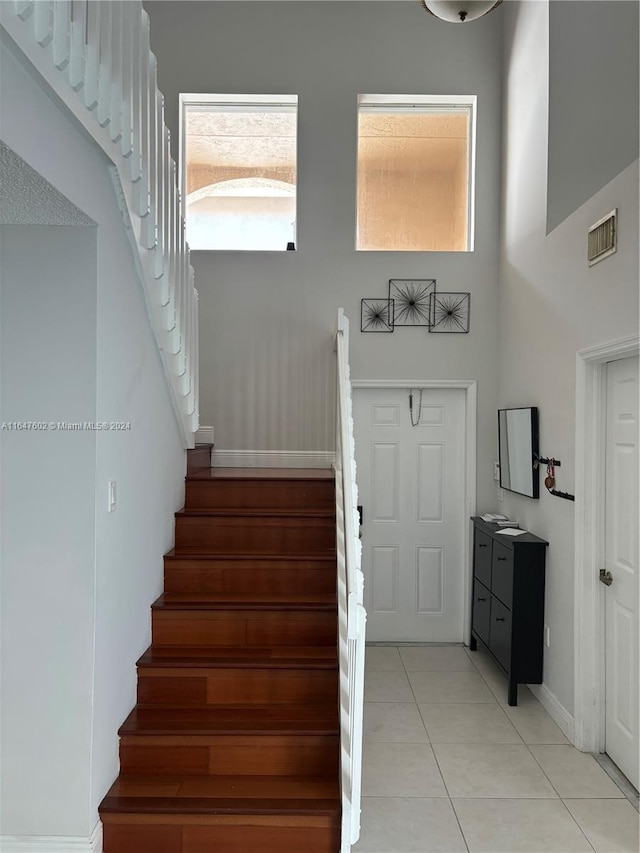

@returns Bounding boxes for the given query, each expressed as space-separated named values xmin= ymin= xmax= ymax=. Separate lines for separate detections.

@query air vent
xmin=588 ymin=209 xmax=617 ymax=266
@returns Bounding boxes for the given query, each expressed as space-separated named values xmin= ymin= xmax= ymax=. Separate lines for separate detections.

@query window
xmin=356 ymin=95 xmax=476 ymax=252
xmin=180 ymin=95 xmax=297 ymax=251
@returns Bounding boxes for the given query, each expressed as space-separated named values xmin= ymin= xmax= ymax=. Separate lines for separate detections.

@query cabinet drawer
xmin=491 ymin=540 xmax=514 ymax=607
xmin=489 ymin=597 xmax=512 ymax=671
xmin=472 ymin=580 xmax=491 ymax=644
xmin=474 ymin=529 xmax=492 ymax=588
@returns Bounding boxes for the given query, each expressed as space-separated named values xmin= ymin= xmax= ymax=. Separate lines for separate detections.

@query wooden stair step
xmin=154 ymin=592 xmax=337 ymax=609
xmin=137 ymin=648 xmax=338 ymax=706
xmin=152 ymin=602 xmax=337 ymax=648
xmin=164 ymin=550 xmax=337 ymax=563
xmin=177 ymin=508 xmax=335 ymax=518
xmin=174 ymin=512 xmax=336 ymax=556
xmin=185 ymin=469 xmax=334 ymax=512
xmin=120 ymin=705 xmax=338 ymax=736
xmin=186 ymin=467 xmax=335 ymax=481
xmin=138 ymin=645 xmax=338 ymax=667
xmin=100 ymin=773 xmax=339 ymax=810
xmin=100 ymin=776 xmax=340 ymax=853
xmin=119 ymin=733 xmax=338 ymax=777
xmin=186 ymin=444 xmax=213 ymax=473
xmin=163 ymin=553 xmax=337 ymax=596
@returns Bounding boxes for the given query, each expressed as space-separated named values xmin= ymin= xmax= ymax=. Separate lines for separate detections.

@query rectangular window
xmin=180 ymin=94 xmax=297 ymax=251
xmin=356 ymin=94 xmax=476 ymax=252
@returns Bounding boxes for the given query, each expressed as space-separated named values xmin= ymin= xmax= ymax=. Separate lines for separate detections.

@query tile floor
xmin=353 ymin=644 xmax=639 ymax=853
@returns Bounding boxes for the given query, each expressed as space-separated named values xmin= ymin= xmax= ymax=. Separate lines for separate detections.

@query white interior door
xmin=604 ymin=356 xmax=639 ymax=789
xmin=354 ymin=387 xmax=466 ymax=642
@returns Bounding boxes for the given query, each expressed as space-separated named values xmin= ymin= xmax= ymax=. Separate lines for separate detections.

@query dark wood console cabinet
xmin=469 ymin=518 xmax=548 ymax=706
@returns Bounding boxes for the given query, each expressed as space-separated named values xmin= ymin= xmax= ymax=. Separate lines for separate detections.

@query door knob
xmin=599 ymin=569 xmax=613 ymax=587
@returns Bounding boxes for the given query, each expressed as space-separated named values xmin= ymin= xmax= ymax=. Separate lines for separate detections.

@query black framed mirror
xmin=498 ymin=407 xmax=539 ymax=498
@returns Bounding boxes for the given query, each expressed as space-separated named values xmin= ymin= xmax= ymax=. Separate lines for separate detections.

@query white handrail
xmin=335 ymin=308 xmax=366 ymax=852
xmin=1 ymin=0 xmax=198 ymax=446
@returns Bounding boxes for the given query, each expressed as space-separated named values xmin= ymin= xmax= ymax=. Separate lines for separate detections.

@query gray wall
xmin=146 ymin=0 xmax=503 ymax=509
xmin=500 ymin=0 xmax=639 ymax=714
xmin=547 ymin=0 xmax=639 ymax=232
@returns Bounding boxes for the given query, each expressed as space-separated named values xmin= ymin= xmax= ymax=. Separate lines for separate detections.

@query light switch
xmin=108 ymin=480 xmax=117 ymax=512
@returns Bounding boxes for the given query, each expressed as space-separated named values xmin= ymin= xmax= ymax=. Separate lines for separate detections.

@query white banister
xmin=335 ymin=309 xmax=367 ymax=852
xmin=1 ymin=0 xmax=199 ymax=445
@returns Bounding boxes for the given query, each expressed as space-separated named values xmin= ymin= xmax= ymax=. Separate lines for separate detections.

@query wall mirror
xmin=498 ymin=406 xmax=539 ymax=498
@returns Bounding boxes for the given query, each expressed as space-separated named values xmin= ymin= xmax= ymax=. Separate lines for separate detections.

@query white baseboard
xmin=212 ymin=450 xmax=335 ymax=469
xmin=195 ymin=425 xmax=214 ymax=445
xmin=1 ymin=820 xmax=103 ymax=852
xmin=528 ymin=682 xmax=575 ymax=744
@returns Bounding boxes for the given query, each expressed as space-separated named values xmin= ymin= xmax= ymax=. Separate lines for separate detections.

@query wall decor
xmin=361 ymin=298 xmax=394 ymax=332
xmin=389 ymin=279 xmax=435 ymax=326
xmin=429 ymin=291 xmax=470 ymax=333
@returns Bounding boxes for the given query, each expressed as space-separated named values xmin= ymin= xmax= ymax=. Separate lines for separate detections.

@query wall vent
xmin=588 ymin=209 xmax=617 ymax=266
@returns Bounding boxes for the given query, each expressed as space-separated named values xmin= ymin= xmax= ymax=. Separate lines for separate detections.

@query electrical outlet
xmin=544 ymin=625 xmax=550 ymax=647
xmin=497 ymin=486 xmax=504 ymax=503
xmin=108 ymin=480 xmax=117 ymax=512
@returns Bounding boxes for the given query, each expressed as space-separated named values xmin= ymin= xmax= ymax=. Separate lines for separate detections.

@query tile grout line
xmin=465 ymin=646 xmax=603 ymax=852
xmin=399 ymin=645 xmax=472 ymax=853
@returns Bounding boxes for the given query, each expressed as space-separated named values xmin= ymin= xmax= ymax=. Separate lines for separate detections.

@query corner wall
xmin=499 ymin=0 xmax=639 ymax=715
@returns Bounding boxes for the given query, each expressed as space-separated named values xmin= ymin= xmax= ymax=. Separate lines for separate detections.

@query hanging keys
xmin=544 ymin=459 xmax=556 ymax=491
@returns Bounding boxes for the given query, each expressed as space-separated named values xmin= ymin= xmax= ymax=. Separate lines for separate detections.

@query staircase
xmin=99 ymin=449 xmax=341 ymax=852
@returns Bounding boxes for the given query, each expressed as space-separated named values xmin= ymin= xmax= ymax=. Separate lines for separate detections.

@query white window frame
xmin=179 ymin=93 xmax=298 ymax=252
xmin=356 ymin=94 xmax=477 ymax=252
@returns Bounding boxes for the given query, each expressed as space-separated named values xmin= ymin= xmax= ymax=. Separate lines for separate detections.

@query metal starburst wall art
xmin=388 ymin=279 xmax=435 ymax=326
xmin=361 ymin=298 xmax=394 ymax=332
xmin=429 ymin=292 xmax=471 ymax=333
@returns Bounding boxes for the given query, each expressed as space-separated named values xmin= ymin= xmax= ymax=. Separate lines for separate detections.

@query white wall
xmin=1 ymin=226 xmax=98 ymax=835
xmin=499 ymin=0 xmax=639 ymax=714
xmin=0 ymin=40 xmax=186 ymax=839
xmin=146 ymin=0 xmax=503 ymax=510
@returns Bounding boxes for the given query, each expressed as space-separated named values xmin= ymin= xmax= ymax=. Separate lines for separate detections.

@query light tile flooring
xmin=353 ymin=644 xmax=639 ymax=853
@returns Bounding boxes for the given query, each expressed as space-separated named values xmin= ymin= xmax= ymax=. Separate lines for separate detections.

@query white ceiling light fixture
xmin=418 ymin=0 xmax=502 ymax=24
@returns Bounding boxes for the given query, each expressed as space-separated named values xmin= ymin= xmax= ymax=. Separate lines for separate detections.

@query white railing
xmin=335 ymin=308 xmax=367 ymax=852
xmin=1 ymin=0 xmax=198 ymax=445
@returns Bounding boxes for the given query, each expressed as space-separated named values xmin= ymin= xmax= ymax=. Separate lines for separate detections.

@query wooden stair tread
xmin=187 ymin=468 xmax=335 ymax=481
xmin=176 ymin=508 xmax=335 ymax=518
xmin=101 ymin=776 xmax=339 ymax=818
xmin=154 ymin=592 xmax=337 ymax=609
xmin=119 ymin=706 xmax=338 ymax=736
xmin=137 ymin=646 xmax=338 ymax=668
xmin=164 ymin=549 xmax=336 ymax=562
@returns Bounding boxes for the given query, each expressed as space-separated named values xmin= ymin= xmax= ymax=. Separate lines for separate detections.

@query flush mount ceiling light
xmin=418 ymin=0 xmax=502 ymax=23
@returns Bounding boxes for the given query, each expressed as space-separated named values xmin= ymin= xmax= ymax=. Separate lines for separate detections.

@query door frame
xmin=574 ymin=335 xmax=639 ymax=753
xmin=351 ymin=379 xmax=477 ymax=644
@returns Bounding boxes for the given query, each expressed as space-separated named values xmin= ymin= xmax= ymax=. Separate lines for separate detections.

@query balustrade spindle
xmin=68 ymin=0 xmax=86 ymax=91
xmin=52 ymin=0 xmax=70 ymax=68
xmin=2 ymin=0 xmax=199 ymax=446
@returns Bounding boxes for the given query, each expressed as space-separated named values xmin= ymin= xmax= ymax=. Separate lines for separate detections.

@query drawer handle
xmin=497 ymin=557 xmax=507 ymax=562
xmin=478 ymin=544 xmax=488 ymax=549
xmin=495 ymin=616 xmax=505 ymax=622
xmin=477 ymin=597 xmax=486 ymax=602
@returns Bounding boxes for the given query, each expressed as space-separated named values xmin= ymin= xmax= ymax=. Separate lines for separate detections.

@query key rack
xmin=534 ymin=455 xmax=575 ymax=501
